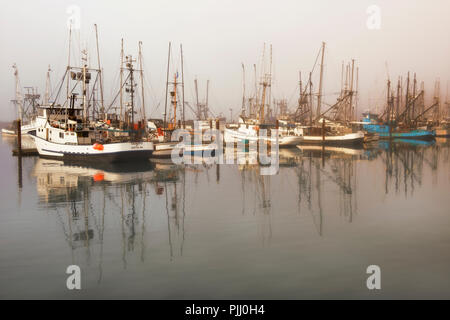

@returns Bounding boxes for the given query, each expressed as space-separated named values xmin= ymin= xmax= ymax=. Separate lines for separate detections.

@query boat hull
xmin=298 ymin=132 xmax=364 ymax=146
xmin=33 ymin=136 xmax=153 ymax=163
xmin=278 ymin=135 xmax=304 ymax=146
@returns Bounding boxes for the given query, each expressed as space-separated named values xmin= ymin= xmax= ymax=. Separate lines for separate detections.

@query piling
xmin=16 ymin=119 xmax=22 ymax=156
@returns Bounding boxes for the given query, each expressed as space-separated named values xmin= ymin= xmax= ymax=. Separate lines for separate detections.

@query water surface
xmin=0 ymin=136 xmax=449 ymax=299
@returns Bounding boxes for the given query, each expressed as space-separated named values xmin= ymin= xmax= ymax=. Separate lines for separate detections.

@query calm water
xmin=0 ymin=135 xmax=449 ymax=299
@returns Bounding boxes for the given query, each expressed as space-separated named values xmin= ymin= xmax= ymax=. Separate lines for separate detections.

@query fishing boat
xmin=33 ymin=103 xmax=153 ymax=162
xmin=33 ymin=29 xmax=153 ymax=163
xmin=224 ymin=117 xmax=303 ymax=146
xmin=362 ymin=113 xmax=435 ymax=140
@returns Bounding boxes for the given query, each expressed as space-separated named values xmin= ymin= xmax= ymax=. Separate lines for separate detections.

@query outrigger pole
xmin=94 ymin=24 xmax=105 ymax=120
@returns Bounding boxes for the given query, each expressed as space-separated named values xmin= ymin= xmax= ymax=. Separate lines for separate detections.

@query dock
xmin=12 ymin=148 xmax=39 ymax=156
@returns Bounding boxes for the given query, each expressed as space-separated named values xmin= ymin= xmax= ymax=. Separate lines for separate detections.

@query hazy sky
xmin=1 ymin=0 xmax=449 ymax=121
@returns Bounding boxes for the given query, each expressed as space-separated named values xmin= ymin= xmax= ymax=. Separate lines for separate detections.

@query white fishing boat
xmin=33 ymin=105 xmax=153 ymax=162
xmin=299 ymin=131 xmax=365 ymax=146
xmin=33 ymin=34 xmax=153 ymax=163
xmin=224 ymin=117 xmax=303 ymax=146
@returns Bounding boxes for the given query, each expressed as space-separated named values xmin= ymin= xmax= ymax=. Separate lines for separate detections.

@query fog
xmin=1 ymin=0 xmax=449 ymax=121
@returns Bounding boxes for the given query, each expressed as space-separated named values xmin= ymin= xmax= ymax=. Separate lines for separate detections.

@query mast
xmin=172 ymin=73 xmax=177 ymax=128
xmin=138 ymin=41 xmax=146 ymax=130
xmin=67 ymin=25 xmax=72 ymax=101
xmin=405 ymin=72 xmax=410 ymax=124
xmin=259 ymin=78 xmax=268 ymax=124
xmin=206 ymin=79 xmax=209 ymax=120
xmin=82 ymin=52 xmax=88 ymax=123
xmin=12 ymin=64 xmax=23 ymax=122
xmin=241 ymin=63 xmax=246 ymax=116
xmin=387 ymin=79 xmax=391 ymax=122
xmin=340 ymin=61 xmax=344 ymax=98
xmin=396 ymin=77 xmax=401 ymax=120
xmin=128 ymin=55 xmax=136 ymax=127
xmin=268 ymin=44 xmax=272 ymax=119
xmin=316 ymin=42 xmax=325 ymax=121
xmin=412 ymin=73 xmax=417 ymax=121
xmin=195 ymin=78 xmax=199 ymax=118
xmin=259 ymin=45 xmax=272 ymax=124
xmin=309 ymin=72 xmax=313 ymax=126
xmin=94 ymin=24 xmax=105 ymax=119
xmin=119 ymin=38 xmax=124 ymax=126
xmin=355 ymin=67 xmax=359 ymax=121
xmin=163 ymin=42 xmax=171 ymax=132
xmin=44 ymin=65 xmax=52 ymax=105
xmin=254 ymin=64 xmax=257 ymax=117
xmin=348 ymin=59 xmax=355 ymax=122
xmin=180 ymin=44 xmax=185 ymax=128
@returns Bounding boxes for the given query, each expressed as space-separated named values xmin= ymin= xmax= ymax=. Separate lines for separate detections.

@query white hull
xmin=224 ymin=128 xmax=302 ymax=146
xmin=300 ymin=131 xmax=364 ymax=146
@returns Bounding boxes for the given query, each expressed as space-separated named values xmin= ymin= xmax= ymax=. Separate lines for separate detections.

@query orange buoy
xmin=93 ymin=172 xmax=104 ymax=182
xmin=93 ymin=143 xmax=104 ymax=151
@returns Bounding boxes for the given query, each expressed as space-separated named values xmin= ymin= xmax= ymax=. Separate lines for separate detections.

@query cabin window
xmin=59 ymin=132 xmax=64 ymax=139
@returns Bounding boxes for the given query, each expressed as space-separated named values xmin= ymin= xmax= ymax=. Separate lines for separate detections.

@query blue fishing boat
xmin=362 ymin=113 xmax=435 ymax=140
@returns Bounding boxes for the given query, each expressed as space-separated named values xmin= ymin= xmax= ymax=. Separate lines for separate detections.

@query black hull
xmin=40 ymin=150 xmax=153 ymax=163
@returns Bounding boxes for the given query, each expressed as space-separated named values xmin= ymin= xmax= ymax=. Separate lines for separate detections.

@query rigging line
xmin=105 ymin=72 xmax=131 ymax=113
xmin=140 ymin=58 xmax=160 ymax=116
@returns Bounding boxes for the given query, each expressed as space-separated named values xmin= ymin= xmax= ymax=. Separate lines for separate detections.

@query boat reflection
xmin=27 ymin=139 xmax=449 ymax=282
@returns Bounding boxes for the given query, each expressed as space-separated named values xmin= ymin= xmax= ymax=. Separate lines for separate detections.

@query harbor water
xmin=0 ymin=135 xmax=449 ymax=299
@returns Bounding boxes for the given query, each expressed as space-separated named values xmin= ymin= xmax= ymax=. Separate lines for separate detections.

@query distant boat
xmin=434 ymin=122 xmax=450 ymax=137
xmin=1 ymin=120 xmax=37 ymax=136
xmin=2 ymin=64 xmax=40 ymax=139
xmin=224 ymin=117 xmax=303 ymax=147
